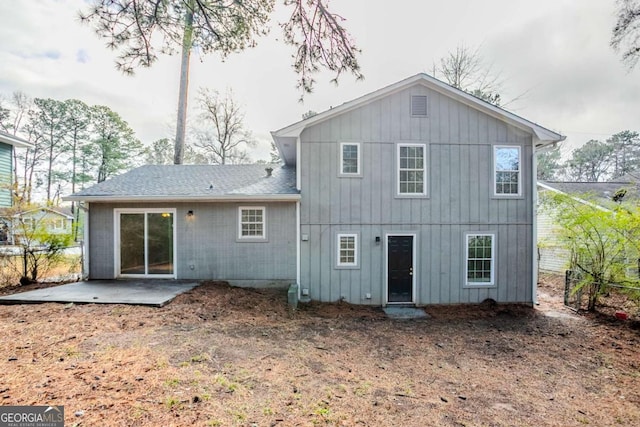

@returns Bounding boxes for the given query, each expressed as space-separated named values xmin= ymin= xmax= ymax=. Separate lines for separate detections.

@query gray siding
xmin=0 ymin=143 xmax=12 ymax=207
xmin=88 ymin=202 xmax=296 ymax=283
xmin=299 ymin=84 xmax=535 ymax=304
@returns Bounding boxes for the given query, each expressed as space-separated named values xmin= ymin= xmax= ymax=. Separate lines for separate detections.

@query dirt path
xmin=0 ymin=279 xmax=638 ymax=426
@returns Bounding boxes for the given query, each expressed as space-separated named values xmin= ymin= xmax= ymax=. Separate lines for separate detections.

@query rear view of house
xmin=68 ymin=73 xmax=563 ymax=306
xmin=273 ymin=73 xmax=564 ymax=305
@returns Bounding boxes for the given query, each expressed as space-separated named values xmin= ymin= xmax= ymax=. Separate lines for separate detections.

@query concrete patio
xmin=0 ymin=280 xmax=200 ymax=307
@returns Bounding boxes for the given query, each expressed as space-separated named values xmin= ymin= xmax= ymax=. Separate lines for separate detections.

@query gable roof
xmin=272 ymin=73 xmax=565 ymax=165
xmin=65 ymin=164 xmax=299 ymax=202
xmin=0 ymin=131 xmax=33 ymax=148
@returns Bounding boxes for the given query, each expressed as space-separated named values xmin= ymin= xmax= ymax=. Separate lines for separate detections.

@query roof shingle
xmin=67 ymin=164 xmax=298 ymax=201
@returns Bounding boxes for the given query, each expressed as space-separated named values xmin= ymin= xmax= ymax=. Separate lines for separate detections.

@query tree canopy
xmin=80 ymin=0 xmax=363 ymax=164
xmin=611 ymin=0 xmax=640 ymax=69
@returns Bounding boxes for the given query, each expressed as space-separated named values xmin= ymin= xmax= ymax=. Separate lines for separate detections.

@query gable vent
xmin=411 ymin=95 xmax=428 ymax=117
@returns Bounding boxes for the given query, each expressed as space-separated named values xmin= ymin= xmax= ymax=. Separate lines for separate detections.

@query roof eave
xmin=271 ymin=73 xmax=566 ymax=146
xmin=0 ymin=132 xmax=34 ymax=148
xmin=63 ymin=194 xmax=302 ymax=203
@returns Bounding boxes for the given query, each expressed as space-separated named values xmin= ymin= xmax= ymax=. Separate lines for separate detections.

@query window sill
xmin=236 ymin=237 xmax=269 ymax=243
xmin=463 ymin=283 xmax=496 ymax=288
xmin=335 ymin=265 xmax=360 ymax=270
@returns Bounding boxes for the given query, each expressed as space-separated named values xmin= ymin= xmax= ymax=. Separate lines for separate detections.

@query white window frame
xmin=339 ymin=142 xmax=361 ymax=176
xmin=493 ymin=145 xmax=522 ymax=197
xmin=336 ymin=233 xmax=359 ymax=268
xmin=51 ymin=218 xmax=65 ymax=231
xmin=464 ymin=232 xmax=496 ymax=287
xmin=238 ymin=206 xmax=267 ymax=241
xmin=113 ymin=208 xmax=177 ymax=279
xmin=397 ymin=143 xmax=427 ymax=196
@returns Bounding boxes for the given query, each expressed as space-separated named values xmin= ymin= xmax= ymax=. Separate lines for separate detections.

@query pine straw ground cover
xmin=0 ymin=277 xmax=638 ymax=427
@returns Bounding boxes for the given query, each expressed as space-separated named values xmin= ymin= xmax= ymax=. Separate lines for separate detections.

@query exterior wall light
xmin=187 ymin=210 xmax=194 ymax=217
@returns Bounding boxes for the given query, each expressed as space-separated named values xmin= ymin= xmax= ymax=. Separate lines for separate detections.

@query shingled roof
xmin=538 ymin=180 xmax=639 ymax=210
xmin=65 ymin=164 xmax=299 ymax=202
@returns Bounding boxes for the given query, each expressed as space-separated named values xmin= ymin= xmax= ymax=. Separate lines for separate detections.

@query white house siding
xmin=299 ymin=84 xmax=535 ymax=305
xmin=88 ymin=201 xmax=296 ymax=284
xmin=537 ymin=201 xmax=570 ymax=274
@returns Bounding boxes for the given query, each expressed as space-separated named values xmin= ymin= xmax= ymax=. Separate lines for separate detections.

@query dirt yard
xmin=0 ymin=277 xmax=638 ymax=426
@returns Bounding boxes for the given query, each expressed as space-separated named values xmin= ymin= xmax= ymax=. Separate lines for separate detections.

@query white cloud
xmin=0 ymin=0 xmax=637 ymax=163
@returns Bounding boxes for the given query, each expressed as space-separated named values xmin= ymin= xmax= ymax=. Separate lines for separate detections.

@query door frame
xmin=114 ymin=208 xmax=177 ymax=279
xmin=384 ymin=232 xmax=417 ymax=306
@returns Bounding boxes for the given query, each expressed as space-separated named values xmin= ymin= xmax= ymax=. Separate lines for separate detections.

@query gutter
xmin=63 ymin=194 xmax=302 ymax=203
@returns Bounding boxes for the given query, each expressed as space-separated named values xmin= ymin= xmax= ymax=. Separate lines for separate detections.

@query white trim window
xmin=397 ymin=143 xmax=426 ymax=195
xmin=238 ymin=206 xmax=266 ymax=240
xmin=337 ymin=233 xmax=358 ymax=267
xmin=465 ymin=233 xmax=495 ymax=286
xmin=340 ymin=142 xmax=361 ymax=176
xmin=494 ymin=146 xmax=521 ymax=196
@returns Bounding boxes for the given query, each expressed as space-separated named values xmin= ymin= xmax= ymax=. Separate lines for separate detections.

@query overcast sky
xmin=0 ymin=0 xmax=638 ymax=161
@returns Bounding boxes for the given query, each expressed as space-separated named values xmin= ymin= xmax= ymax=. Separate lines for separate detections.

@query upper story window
xmin=494 ymin=146 xmax=521 ymax=196
xmin=238 ymin=206 xmax=266 ymax=240
xmin=340 ymin=142 xmax=361 ymax=176
xmin=397 ymin=144 xmax=426 ymax=196
xmin=465 ymin=233 xmax=495 ymax=286
xmin=336 ymin=233 xmax=358 ymax=268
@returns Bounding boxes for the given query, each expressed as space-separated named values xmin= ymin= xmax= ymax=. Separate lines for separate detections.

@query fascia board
xmin=63 ymin=194 xmax=302 ymax=203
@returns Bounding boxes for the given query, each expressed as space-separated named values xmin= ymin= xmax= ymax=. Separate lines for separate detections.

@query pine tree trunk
xmin=173 ymin=4 xmax=194 ymax=165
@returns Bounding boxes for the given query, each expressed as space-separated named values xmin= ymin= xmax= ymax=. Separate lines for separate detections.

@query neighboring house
xmin=537 ymin=180 xmax=637 ymax=274
xmin=0 ymin=131 xmax=33 ymax=207
xmin=67 ymin=73 xmax=564 ymax=306
xmin=0 ymin=206 xmax=74 ymax=245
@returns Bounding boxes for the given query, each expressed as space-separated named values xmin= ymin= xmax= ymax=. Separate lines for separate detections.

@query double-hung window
xmin=465 ymin=233 xmax=495 ymax=286
xmin=397 ymin=144 xmax=426 ymax=196
xmin=336 ymin=233 xmax=358 ymax=268
xmin=340 ymin=142 xmax=361 ymax=176
xmin=494 ymin=146 xmax=521 ymax=196
xmin=238 ymin=207 xmax=266 ymax=240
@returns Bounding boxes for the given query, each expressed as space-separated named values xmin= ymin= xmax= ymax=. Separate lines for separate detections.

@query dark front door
xmin=387 ymin=235 xmax=414 ymax=303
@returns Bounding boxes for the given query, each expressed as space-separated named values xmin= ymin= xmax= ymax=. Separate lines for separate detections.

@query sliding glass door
xmin=117 ymin=209 xmax=175 ymax=278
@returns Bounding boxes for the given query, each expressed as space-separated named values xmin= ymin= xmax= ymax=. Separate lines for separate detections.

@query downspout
xmin=532 ymin=145 xmax=538 ymax=305
xmin=296 ymin=136 xmax=301 ymax=298
xmin=296 ymin=200 xmax=300 ymax=297
xmin=81 ymin=202 xmax=90 ymax=279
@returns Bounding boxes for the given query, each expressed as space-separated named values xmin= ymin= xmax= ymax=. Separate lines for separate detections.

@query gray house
xmin=66 ymin=165 xmax=299 ymax=286
xmin=68 ymin=73 xmax=564 ymax=306
xmin=0 ymin=131 xmax=33 ymax=207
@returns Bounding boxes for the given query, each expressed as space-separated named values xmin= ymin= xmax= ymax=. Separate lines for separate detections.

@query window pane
xmin=342 ymin=144 xmax=359 ymax=174
xmin=399 ymin=145 xmax=425 ymax=194
xmin=496 ymin=148 xmax=519 ymax=170
xmin=495 ymin=147 xmax=520 ymax=195
xmin=240 ymin=208 xmax=265 ymax=238
xmin=147 ymin=213 xmax=174 ymax=274
xmin=339 ymin=235 xmax=357 ymax=265
xmin=120 ymin=214 xmax=145 ymax=274
xmin=467 ymin=234 xmax=493 ymax=284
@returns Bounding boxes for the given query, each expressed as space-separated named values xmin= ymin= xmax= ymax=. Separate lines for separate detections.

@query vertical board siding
xmin=299 ymin=83 xmax=536 ymax=305
xmin=0 ymin=143 xmax=13 ymax=207
xmin=89 ymin=202 xmax=296 ymax=281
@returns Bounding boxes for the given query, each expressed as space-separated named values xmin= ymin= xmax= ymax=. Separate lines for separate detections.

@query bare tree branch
xmin=611 ymin=0 xmax=640 ymax=69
